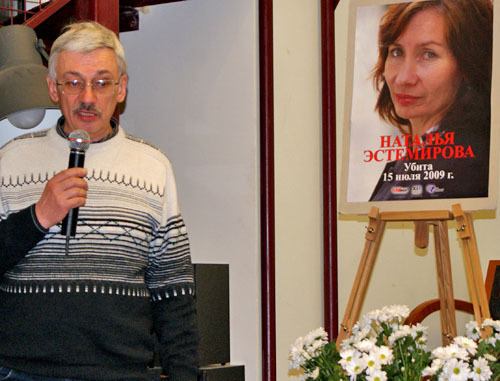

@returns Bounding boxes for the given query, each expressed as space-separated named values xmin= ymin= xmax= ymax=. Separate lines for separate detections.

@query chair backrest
xmin=485 ymin=260 xmax=499 ymax=320
xmin=405 ymin=259 xmax=498 ymax=325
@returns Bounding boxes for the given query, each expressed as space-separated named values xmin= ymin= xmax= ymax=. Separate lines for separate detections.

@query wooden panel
xmin=120 ymin=0 xmax=185 ymax=6
xmin=74 ymin=0 xmax=119 ymax=34
xmin=321 ymin=0 xmax=339 ymax=341
xmin=485 ymin=260 xmax=500 ymax=310
xmin=259 ymin=0 xmax=275 ymax=379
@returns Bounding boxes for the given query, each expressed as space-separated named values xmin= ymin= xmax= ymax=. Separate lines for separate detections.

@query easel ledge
xmin=379 ymin=209 xmax=452 ymax=221
xmin=338 ymin=203 xmax=491 ymax=349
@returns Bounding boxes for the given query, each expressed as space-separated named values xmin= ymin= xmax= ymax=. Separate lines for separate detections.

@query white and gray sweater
xmin=0 ymin=121 xmax=198 ymax=380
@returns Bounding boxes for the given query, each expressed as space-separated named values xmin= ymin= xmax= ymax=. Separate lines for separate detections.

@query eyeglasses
xmin=56 ymin=79 xmax=120 ymax=95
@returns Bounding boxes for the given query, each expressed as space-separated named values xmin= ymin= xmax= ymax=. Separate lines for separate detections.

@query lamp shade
xmin=0 ymin=25 xmax=57 ymax=128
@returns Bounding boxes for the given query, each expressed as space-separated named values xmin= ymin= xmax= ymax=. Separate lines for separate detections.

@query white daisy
xmin=466 ymin=321 xmax=481 ymax=341
xmin=388 ymin=325 xmax=412 ymax=345
xmin=433 ymin=343 xmax=469 ymax=361
xmin=373 ymin=345 xmax=393 ymax=365
xmin=366 ymin=369 xmax=388 ymax=381
xmin=344 ymin=356 xmax=366 ymax=378
xmin=383 ymin=304 xmax=410 ymax=321
xmin=304 ymin=327 xmax=328 ymax=348
xmin=481 ymin=318 xmax=500 ymax=332
xmin=339 ymin=348 xmax=361 ymax=371
xmin=422 ymin=358 xmax=443 ymax=376
xmin=470 ymin=357 xmax=492 ymax=381
xmin=484 ymin=332 xmax=499 ymax=346
xmin=483 ymin=353 xmax=496 ymax=362
xmin=305 ymin=339 xmax=325 ymax=356
xmin=362 ymin=351 xmax=382 ymax=373
xmin=453 ymin=336 xmax=477 ymax=356
xmin=441 ymin=358 xmax=471 ymax=381
xmin=354 ymin=338 xmax=376 ymax=353
xmin=289 ymin=338 xmax=306 ymax=369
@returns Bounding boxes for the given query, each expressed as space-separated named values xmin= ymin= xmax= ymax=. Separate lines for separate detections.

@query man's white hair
xmin=48 ymin=21 xmax=127 ymax=80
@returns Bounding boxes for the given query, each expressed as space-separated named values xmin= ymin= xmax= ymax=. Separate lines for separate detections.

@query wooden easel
xmin=337 ymin=203 xmax=491 ymax=348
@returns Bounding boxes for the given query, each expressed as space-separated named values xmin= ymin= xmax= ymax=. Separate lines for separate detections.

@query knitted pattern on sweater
xmin=0 ymin=125 xmax=196 ymax=380
xmin=0 ymin=125 xmax=193 ymax=298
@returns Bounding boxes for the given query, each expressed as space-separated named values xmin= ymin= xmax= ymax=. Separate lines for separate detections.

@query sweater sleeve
xmin=145 ymin=159 xmax=194 ymax=296
xmin=0 ymin=204 xmax=48 ymax=274
xmin=146 ymin=158 xmax=199 ymax=379
xmin=152 ymin=295 xmax=199 ymax=380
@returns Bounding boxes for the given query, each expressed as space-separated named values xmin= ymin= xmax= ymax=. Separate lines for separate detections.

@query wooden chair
xmin=405 ymin=260 xmax=499 ymax=325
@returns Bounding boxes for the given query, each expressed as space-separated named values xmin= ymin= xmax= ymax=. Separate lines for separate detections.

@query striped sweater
xmin=0 ymin=122 xmax=198 ymax=380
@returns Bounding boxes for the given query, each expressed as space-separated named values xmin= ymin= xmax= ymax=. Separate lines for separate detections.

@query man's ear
xmin=117 ymin=74 xmax=128 ymax=103
xmin=46 ymin=74 xmax=59 ymax=103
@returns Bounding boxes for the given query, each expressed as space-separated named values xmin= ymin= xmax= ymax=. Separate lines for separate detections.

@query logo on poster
xmin=411 ymin=185 xmax=423 ymax=196
xmin=425 ymin=184 xmax=444 ymax=194
xmin=391 ymin=186 xmax=410 ymax=195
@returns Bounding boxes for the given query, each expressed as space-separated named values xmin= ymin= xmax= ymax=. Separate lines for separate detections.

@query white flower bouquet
xmin=422 ymin=319 xmax=500 ymax=381
xmin=289 ymin=327 xmax=343 ymax=380
xmin=288 ymin=305 xmax=499 ymax=381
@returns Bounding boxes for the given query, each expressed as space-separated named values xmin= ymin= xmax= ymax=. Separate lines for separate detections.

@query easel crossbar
xmin=380 ymin=210 xmax=452 ymax=221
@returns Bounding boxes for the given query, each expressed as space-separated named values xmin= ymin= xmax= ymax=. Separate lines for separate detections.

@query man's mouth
xmin=73 ymin=103 xmax=102 ymax=118
xmin=78 ymin=110 xmax=96 ymax=117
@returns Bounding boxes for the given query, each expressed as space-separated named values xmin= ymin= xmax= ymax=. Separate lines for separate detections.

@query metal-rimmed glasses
xmin=55 ymin=79 xmax=121 ymax=95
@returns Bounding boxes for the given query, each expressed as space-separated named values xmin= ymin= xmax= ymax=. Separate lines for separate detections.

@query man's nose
xmin=79 ymin=83 xmax=98 ymax=103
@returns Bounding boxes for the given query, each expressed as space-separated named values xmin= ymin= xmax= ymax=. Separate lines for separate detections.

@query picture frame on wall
xmin=338 ymin=0 xmax=499 ymax=214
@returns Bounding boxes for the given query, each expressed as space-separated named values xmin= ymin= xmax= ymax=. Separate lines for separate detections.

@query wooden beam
xmin=74 ymin=0 xmax=119 ymax=34
xmin=120 ymin=0 xmax=185 ymax=6
xmin=259 ymin=0 xmax=275 ymax=380
xmin=23 ymin=0 xmax=72 ymax=29
xmin=321 ymin=0 xmax=339 ymax=341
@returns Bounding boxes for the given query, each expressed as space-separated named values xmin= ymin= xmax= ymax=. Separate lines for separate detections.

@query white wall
xmin=0 ymin=1 xmax=261 ymax=380
xmin=118 ymin=2 xmax=260 ymax=380
xmin=0 ymin=110 xmax=61 ymax=144
xmin=273 ymin=1 xmax=324 ymax=380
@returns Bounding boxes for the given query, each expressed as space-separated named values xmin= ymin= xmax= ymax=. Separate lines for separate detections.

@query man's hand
xmin=35 ymin=168 xmax=88 ymax=229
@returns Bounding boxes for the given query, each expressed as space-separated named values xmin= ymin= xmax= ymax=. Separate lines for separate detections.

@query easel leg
xmin=464 ymin=213 xmax=492 ymax=323
xmin=337 ymin=207 xmax=385 ymax=348
xmin=432 ymin=220 xmax=457 ymax=345
xmin=452 ymin=205 xmax=491 ymax=337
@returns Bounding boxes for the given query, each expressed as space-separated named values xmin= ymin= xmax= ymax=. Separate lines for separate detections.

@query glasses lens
xmin=62 ymin=80 xmax=83 ymax=95
xmin=92 ymin=79 xmax=117 ymax=95
xmin=59 ymin=80 xmax=118 ymax=95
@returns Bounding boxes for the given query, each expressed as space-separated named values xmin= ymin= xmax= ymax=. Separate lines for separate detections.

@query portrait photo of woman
xmin=342 ymin=0 xmax=493 ymax=207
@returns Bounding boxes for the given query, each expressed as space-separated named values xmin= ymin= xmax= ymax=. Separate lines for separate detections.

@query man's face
xmin=47 ymin=48 xmax=127 ymax=142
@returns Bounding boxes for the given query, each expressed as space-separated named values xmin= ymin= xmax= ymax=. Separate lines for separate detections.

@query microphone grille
xmin=68 ymin=130 xmax=91 ymax=151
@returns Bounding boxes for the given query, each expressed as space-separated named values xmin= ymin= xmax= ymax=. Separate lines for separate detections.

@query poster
xmin=338 ymin=0 xmax=499 ymax=214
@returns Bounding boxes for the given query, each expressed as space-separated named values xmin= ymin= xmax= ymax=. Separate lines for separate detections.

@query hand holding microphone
xmin=34 ymin=130 xmax=90 ymax=252
xmin=61 ymin=130 xmax=91 ymax=239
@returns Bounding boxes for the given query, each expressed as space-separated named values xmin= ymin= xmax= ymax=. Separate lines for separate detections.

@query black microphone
xmin=61 ymin=130 xmax=90 ymax=253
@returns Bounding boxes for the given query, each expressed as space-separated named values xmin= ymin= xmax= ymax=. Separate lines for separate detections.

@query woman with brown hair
xmin=369 ymin=0 xmax=492 ymax=201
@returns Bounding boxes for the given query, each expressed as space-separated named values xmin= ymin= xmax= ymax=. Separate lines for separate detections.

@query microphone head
xmin=68 ymin=130 xmax=91 ymax=152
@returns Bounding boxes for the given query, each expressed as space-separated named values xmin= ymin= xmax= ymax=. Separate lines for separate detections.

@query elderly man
xmin=0 ymin=22 xmax=198 ymax=380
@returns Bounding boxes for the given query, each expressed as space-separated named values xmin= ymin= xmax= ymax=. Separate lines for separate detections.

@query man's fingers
xmin=61 ymin=185 xmax=88 ymax=208
xmin=59 ymin=176 xmax=88 ymax=193
xmin=35 ymin=168 xmax=89 ymax=229
xmin=51 ymin=167 xmax=87 ymax=182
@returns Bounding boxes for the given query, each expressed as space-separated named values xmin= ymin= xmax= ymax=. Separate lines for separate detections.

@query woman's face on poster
xmin=384 ymin=7 xmax=463 ymax=134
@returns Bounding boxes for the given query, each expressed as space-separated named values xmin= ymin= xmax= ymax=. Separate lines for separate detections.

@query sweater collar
xmin=55 ymin=116 xmax=119 ymax=144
